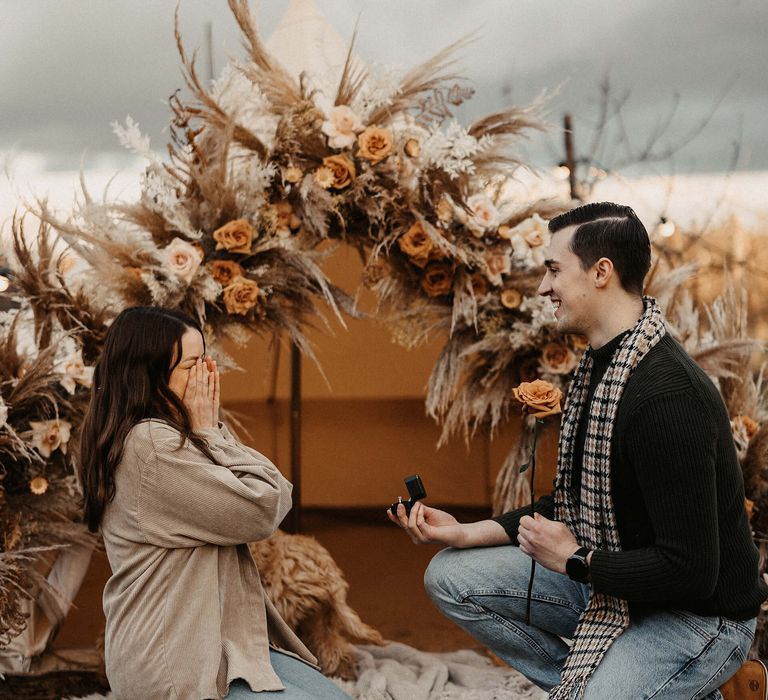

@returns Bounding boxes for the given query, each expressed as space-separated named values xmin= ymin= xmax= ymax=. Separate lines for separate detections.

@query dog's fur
xmin=248 ymin=530 xmax=384 ymax=679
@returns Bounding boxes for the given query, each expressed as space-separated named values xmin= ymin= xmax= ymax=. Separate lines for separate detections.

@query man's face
xmin=537 ymin=225 xmax=595 ymax=335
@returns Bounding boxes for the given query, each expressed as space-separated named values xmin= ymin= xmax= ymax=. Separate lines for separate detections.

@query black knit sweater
xmin=494 ymin=332 xmax=768 ymax=620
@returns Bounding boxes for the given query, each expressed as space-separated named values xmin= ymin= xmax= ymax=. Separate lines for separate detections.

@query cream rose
xmin=484 ymin=249 xmax=512 ymax=286
xmin=321 ymin=105 xmax=363 ymax=149
xmin=213 ymin=219 xmax=256 ymax=254
xmin=512 ymin=379 xmax=563 ymax=418
xmin=357 ymin=127 xmax=393 ymax=164
xmin=223 ymin=276 xmax=261 ymax=315
xmin=163 ymin=237 xmax=203 ymax=284
xmin=466 ymin=193 xmax=501 ymax=237
xmin=539 ymin=342 xmax=578 ymax=375
xmin=29 ymin=419 xmax=72 ymax=458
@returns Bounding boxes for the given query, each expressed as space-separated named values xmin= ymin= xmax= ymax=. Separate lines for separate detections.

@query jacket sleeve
xmin=492 ymin=494 xmax=556 ymax=545
xmin=131 ymin=421 xmax=293 ymax=548
xmin=589 ymin=391 xmax=720 ymax=601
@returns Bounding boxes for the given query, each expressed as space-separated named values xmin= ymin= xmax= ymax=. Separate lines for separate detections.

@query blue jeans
xmin=425 ymin=545 xmax=755 ymax=699
xmin=225 ymin=649 xmax=352 ymax=699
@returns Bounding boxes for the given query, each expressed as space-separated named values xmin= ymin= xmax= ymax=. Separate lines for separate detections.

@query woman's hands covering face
xmin=182 ymin=356 xmax=220 ymax=430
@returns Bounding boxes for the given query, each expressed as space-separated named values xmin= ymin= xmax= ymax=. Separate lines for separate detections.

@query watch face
xmin=566 ymin=552 xmax=589 ymax=581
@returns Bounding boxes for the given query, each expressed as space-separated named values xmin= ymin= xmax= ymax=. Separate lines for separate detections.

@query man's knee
xmin=424 ymin=547 xmax=463 ymax=606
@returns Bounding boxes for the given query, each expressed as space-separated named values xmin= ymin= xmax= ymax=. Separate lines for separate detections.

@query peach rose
xmin=223 ymin=276 xmax=261 ymax=315
xmin=163 ymin=237 xmax=203 ymax=284
xmin=29 ymin=419 xmax=72 ymax=458
xmin=357 ymin=126 xmax=393 ymax=164
xmin=421 ymin=263 xmax=454 ymax=298
xmin=540 ymin=342 xmax=578 ymax=375
xmin=398 ymin=221 xmax=435 ymax=268
xmin=30 ymin=476 xmax=49 ymax=496
xmin=500 ymin=288 xmax=523 ymax=309
xmin=512 ymin=379 xmax=563 ymax=418
xmin=321 ymin=105 xmax=363 ymax=149
xmin=213 ymin=219 xmax=256 ymax=254
xmin=317 ymin=155 xmax=356 ymax=189
xmin=209 ymin=260 xmax=244 ymax=287
xmin=404 ymin=138 xmax=421 ymax=158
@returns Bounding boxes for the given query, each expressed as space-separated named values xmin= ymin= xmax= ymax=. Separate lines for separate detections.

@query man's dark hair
xmin=548 ymin=202 xmax=651 ymax=295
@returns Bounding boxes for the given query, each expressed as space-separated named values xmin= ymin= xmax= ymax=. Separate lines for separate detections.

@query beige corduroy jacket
xmin=101 ymin=419 xmax=316 ymax=700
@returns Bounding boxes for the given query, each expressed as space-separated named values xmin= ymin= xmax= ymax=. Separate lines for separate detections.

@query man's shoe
xmin=720 ymin=659 xmax=768 ymax=699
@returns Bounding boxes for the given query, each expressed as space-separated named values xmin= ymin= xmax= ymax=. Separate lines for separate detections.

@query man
xmin=389 ymin=202 xmax=767 ymax=698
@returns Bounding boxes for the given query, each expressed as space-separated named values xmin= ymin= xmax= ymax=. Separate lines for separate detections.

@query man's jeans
xmin=425 ymin=545 xmax=756 ymax=699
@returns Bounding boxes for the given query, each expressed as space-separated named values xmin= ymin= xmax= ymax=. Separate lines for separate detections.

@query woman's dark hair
xmin=548 ymin=202 xmax=651 ymax=295
xmin=79 ymin=306 xmax=217 ymax=532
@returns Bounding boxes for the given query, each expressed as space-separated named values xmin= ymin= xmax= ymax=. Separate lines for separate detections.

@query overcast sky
xmin=1 ymin=0 xmax=766 ymax=176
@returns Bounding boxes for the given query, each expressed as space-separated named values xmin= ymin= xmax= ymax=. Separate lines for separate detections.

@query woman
xmin=80 ymin=306 xmax=350 ymax=700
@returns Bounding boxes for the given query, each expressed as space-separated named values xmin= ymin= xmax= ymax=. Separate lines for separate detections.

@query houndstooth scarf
xmin=548 ymin=297 xmax=666 ymax=700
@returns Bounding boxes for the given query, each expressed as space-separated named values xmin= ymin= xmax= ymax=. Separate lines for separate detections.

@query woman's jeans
xmin=225 ymin=649 xmax=352 ymax=699
xmin=425 ymin=545 xmax=756 ymax=699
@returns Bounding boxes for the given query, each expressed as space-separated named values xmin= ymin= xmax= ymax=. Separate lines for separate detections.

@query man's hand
xmin=517 ymin=513 xmax=579 ymax=574
xmin=387 ymin=501 xmax=466 ymax=547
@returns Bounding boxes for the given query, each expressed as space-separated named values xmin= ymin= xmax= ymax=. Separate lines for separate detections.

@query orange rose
xmin=213 ymin=219 xmax=256 ymax=254
xmin=512 ymin=379 xmax=563 ymax=418
xmin=357 ymin=126 xmax=393 ymax=164
xmin=500 ymin=288 xmax=522 ymax=309
xmin=539 ymin=342 xmax=578 ymax=375
xmin=317 ymin=155 xmax=356 ymax=189
xmin=732 ymin=415 xmax=760 ymax=440
xmin=398 ymin=221 xmax=435 ymax=268
xmin=222 ymin=276 xmax=261 ymax=315
xmin=209 ymin=260 xmax=244 ymax=287
xmin=421 ymin=263 xmax=454 ymax=298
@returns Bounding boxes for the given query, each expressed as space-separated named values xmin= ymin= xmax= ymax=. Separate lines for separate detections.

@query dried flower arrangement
xmin=2 ymin=0 xmax=767 ymax=663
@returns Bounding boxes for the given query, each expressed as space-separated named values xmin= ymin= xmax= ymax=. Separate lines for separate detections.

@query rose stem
xmin=525 ymin=418 xmax=542 ymax=626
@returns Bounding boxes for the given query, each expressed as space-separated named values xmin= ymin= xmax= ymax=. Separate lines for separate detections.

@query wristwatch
xmin=566 ymin=547 xmax=591 ymax=583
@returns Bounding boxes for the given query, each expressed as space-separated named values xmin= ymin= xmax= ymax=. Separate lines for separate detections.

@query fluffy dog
xmin=248 ymin=530 xmax=384 ymax=679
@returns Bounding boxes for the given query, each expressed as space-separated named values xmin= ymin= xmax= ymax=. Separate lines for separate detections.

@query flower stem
xmin=525 ymin=419 xmax=542 ymax=626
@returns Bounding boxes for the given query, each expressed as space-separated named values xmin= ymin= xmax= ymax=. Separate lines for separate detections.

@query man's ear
xmin=593 ymin=257 xmax=614 ymax=288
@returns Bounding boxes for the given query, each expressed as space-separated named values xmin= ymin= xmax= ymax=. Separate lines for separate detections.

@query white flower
xmin=58 ymin=348 xmax=95 ymax=395
xmin=508 ymin=214 xmax=550 ymax=268
xmin=0 ymin=397 xmax=8 ymax=429
xmin=321 ymin=105 xmax=364 ymax=149
xmin=111 ymin=116 xmax=155 ymax=162
xmin=466 ymin=194 xmax=501 ymax=237
xmin=163 ymin=238 xmax=203 ymax=284
xmin=483 ymin=249 xmax=512 ymax=286
xmin=29 ymin=419 xmax=72 ymax=458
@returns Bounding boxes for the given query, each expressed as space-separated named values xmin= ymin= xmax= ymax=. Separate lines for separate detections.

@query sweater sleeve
xmin=590 ymin=391 xmax=719 ymax=602
xmin=492 ymin=494 xmax=556 ymax=545
xmin=131 ymin=421 xmax=293 ymax=548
